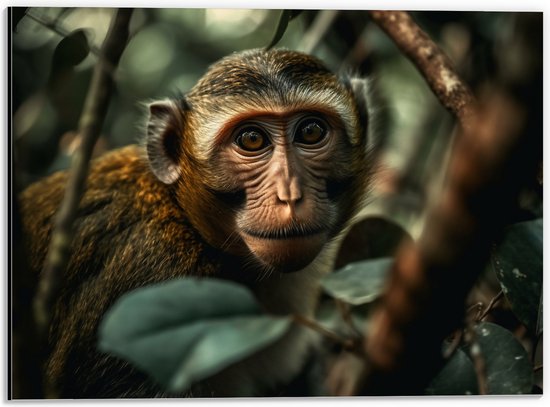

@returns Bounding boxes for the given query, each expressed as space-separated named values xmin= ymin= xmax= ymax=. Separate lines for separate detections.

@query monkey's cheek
xmin=242 ymin=233 xmax=328 ymax=273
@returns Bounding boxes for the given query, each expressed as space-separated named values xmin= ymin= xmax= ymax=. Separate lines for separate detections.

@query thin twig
xmin=530 ymin=331 xmax=543 ymax=365
xmin=340 ymin=26 xmax=371 ymax=71
xmin=465 ymin=325 xmax=488 ymax=395
xmin=293 ymin=314 xmax=357 ymax=352
xmin=442 ymin=329 xmax=463 ymax=360
xmin=298 ymin=10 xmax=340 ymax=55
xmin=534 ymin=365 xmax=543 ymax=372
xmin=334 ymin=299 xmax=363 ymax=338
xmin=32 ymin=8 xmax=133 ymax=397
xmin=478 ymin=290 xmax=504 ymax=321
xmin=467 ymin=302 xmax=483 ymax=319
xmin=369 ymin=11 xmax=476 ymax=131
xmin=25 ymin=10 xmax=102 ymax=56
xmin=24 ymin=9 xmax=129 ymax=78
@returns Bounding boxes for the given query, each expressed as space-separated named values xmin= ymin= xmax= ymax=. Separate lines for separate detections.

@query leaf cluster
xmin=99 ymin=219 xmax=542 ymax=395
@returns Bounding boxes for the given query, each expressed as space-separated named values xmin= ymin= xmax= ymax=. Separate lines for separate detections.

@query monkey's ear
xmin=349 ymin=77 xmax=385 ymax=152
xmin=146 ymin=100 xmax=186 ymax=184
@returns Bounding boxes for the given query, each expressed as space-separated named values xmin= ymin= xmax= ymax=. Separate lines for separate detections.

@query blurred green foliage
xmin=10 ymin=8 xmax=543 ymax=396
xmin=12 ymin=8 xmax=509 ymax=193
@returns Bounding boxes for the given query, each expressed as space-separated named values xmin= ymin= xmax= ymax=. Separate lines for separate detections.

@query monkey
xmin=18 ymin=48 xmax=380 ymax=398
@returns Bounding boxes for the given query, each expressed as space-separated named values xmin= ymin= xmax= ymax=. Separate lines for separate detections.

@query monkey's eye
xmin=295 ymin=118 xmax=327 ymax=146
xmin=235 ymin=128 xmax=269 ymax=152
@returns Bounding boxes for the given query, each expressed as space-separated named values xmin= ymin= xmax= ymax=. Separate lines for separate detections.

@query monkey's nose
xmin=277 ymin=179 xmax=302 ymax=221
xmin=276 ymin=177 xmax=302 ymax=205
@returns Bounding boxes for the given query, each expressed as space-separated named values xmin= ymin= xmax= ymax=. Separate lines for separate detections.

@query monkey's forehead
xmin=188 ymin=49 xmax=343 ymax=100
xmin=182 ymin=49 xmax=363 ymax=155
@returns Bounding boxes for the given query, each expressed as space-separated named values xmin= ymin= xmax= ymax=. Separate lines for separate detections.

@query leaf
xmin=426 ymin=348 xmax=478 ymax=395
xmin=492 ymin=219 xmax=542 ymax=333
xmin=427 ymin=322 xmax=533 ymax=395
xmin=315 ymin=301 xmax=370 ymax=339
xmin=321 ymin=258 xmax=393 ymax=305
xmin=334 ymin=216 xmax=412 ymax=269
xmin=98 ymin=278 xmax=292 ymax=393
xmin=12 ymin=7 xmax=28 ymax=31
xmin=52 ymin=29 xmax=90 ymax=67
xmin=473 ymin=322 xmax=533 ymax=394
xmin=265 ymin=10 xmax=303 ymax=50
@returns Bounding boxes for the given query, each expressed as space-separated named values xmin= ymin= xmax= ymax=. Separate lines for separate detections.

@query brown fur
xmin=19 ymin=49 xmax=378 ymax=398
xmin=20 ymin=146 xmax=230 ymax=396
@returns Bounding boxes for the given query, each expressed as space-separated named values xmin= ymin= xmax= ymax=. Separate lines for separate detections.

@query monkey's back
xmin=19 ymin=145 xmax=219 ymax=397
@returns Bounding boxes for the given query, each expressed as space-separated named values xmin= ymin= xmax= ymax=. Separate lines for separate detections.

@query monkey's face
xmin=146 ymin=49 xmax=374 ymax=274
xmin=214 ymin=112 xmax=353 ymax=272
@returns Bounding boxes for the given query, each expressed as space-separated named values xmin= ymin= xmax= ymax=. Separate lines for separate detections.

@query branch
xmin=478 ymin=290 xmax=504 ymax=322
xmin=343 ymin=12 xmax=540 ymax=396
xmin=334 ymin=299 xmax=363 ymax=339
xmin=25 ymin=10 xmax=101 ymax=58
xmin=360 ymin=88 xmax=536 ymax=395
xmin=293 ymin=314 xmax=358 ymax=353
xmin=369 ymin=11 xmax=476 ymax=130
xmin=298 ymin=10 xmax=340 ymax=55
xmin=465 ymin=324 xmax=488 ymax=395
xmin=32 ymin=8 xmax=133 ymax=397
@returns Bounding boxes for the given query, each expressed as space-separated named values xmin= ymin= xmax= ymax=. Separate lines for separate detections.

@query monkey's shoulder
xmin=21 ymin=145 xmax=178 ymax=222
xmin=20 ymin=145 xmax=214 ymax=279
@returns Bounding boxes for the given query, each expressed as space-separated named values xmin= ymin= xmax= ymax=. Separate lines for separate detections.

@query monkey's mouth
xmin=241 ymin=224 xmax=326 ymax=240
xmin=239 ymin=223 xmax=330 ymax=272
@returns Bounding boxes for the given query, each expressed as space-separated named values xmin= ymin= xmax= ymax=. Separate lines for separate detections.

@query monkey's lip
xmin=240 ymin=226 xmax=329 ymax=272
xmin=241 ymin=225 xmax=327 ymax=240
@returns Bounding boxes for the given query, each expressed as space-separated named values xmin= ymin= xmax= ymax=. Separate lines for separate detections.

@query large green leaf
xmin=492 ymin=219 xmax=542 ymax=333
xmin=427 ymin=322 xmax=533 ymax=395
xmin=426 ymin=348 xmax=478 ymax=395
xmin=473 ymin=322 xmax=534 ymax=394
xmin=98 ymin=278 xmax=292 ymax=393
xmin=321 ymin=258 xmax=393 ymax=305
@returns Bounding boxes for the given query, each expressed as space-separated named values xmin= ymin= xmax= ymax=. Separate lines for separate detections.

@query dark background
xmin=11 ymin=9 xmax=506 ymax=194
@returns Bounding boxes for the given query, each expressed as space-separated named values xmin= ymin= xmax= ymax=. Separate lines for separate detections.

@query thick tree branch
xmin=369 ymin=11 xmax=476 ymax=130
xmin=360 ymin=86 xmax=536 ymax=396
xmin=32 ymin=8 xmax=133 ymax=397
xmin=341 ymin=12 xmax=541 ymax=396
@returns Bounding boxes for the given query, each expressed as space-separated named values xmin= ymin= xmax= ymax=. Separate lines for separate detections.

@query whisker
xmin=220 ymin=230 xmax=239 ymax=251
xmin=242 ymin=223 xmax=327 ymax=240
